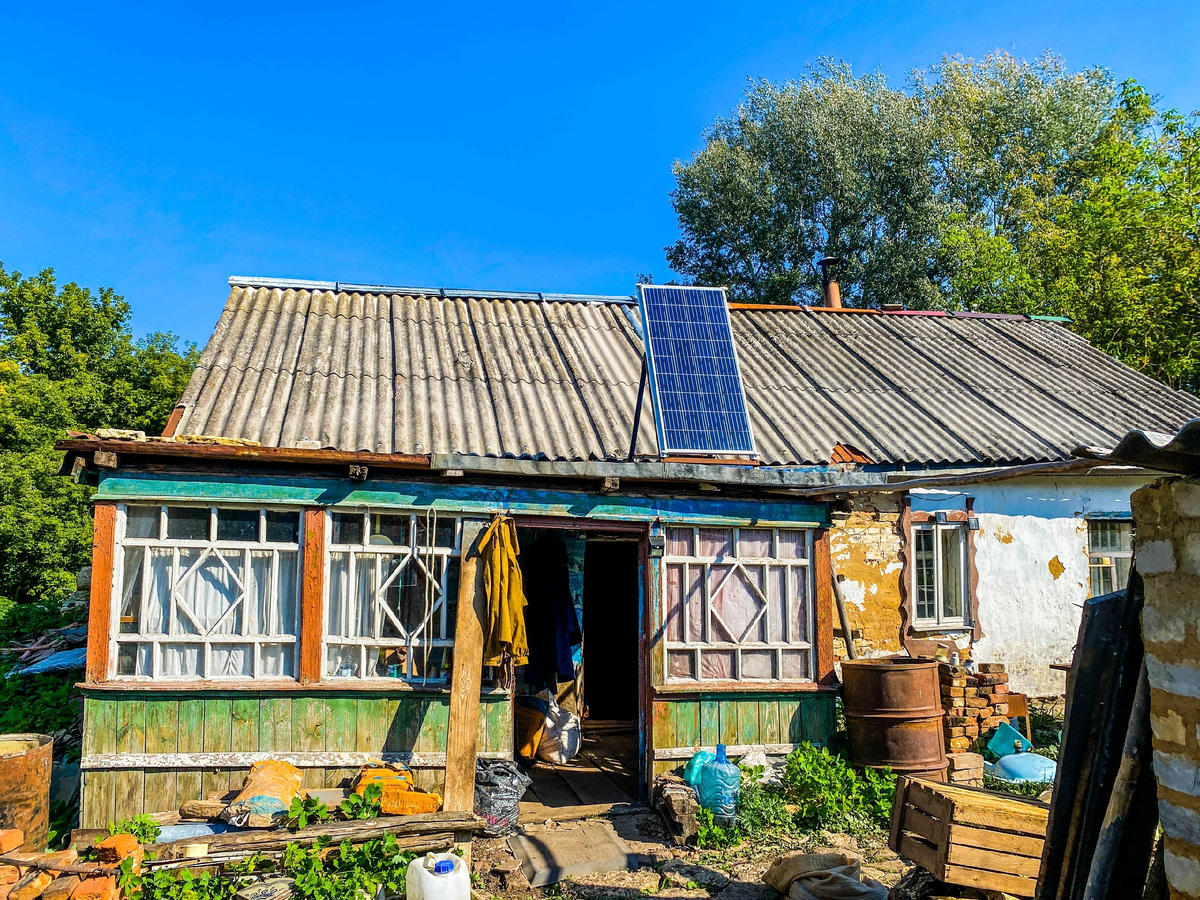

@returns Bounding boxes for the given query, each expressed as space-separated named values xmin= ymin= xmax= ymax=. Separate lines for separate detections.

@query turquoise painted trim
xmin=96 ymin=473 xmax=829 ymax=527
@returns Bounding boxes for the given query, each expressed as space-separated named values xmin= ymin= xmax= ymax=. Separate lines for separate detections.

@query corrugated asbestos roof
xmin=171 ymin=280 xmax=1200 ymax=467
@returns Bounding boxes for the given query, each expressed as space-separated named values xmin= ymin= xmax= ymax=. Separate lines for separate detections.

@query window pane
xmin=176 ymin=551 xmax=241 ymax=634
xmin=665 ymin=564 xmax=684 ymax=642
xmin=777 ymin=531 xmax=807 ymax=559
xmin=768 ymin=566 xmax=787 ymax=643
xmin=781 ymin=649 xmax=810 ymax=680
xmin=791 ymin=566 xmax=810 ymax=643
xmin=1115 ymin=556 xmax=1132 ymax=591
xmin=332 ymin=512 xmax=364 ymax=545
xmin=709 ymin=565 xmax=763 ymax=643
xmin=741 ymin=649 xmax=775 ymax=679
xmin=700 ymin=648 xmax=735 ymax=679
xmin=210 ymin=644 xmax=252 ymax=677
xmin=668 ymin=649 xmax=696 ymax=679
xmin=145 ymin=549 xmax=171 ymax=634
xmin=666 ymin=527 xmax=692 ymax=556
xmin=940 ymin=527 xmax=964 ymax=620
xmin=119 ymin=547 xmax=144 ymax=633
xmin=1090 ymin=562 xmax=1114 ymax=598
xmin=698 ymin=528 xmax=732 ymax=558
xmin=1089 ymin=520 xmax=1133 ymax=553
xmin=167 ymin=507 xmax=209 ymax=540
xmin=738 ymin=529 xmax=772 ymax=558
xmin=217 ymin=508 xmax=258 ymax=542
xmin=415 ymin=516 xmax=456 ymax=549
xmin=261 ymin=644 xmax=294 ymax=677
xmin=162 ymin=644 xmax=201 ymax=677
xmin=327 ymin=645 xmax=360 ymax=677
xmin=266 ymin=511 xmax=301 ymax=544
xmin=116 ymin=643 xmax=151 ymax=676
xmin=370 ymin=514 xmax=408 ymax=546
xmin=914 ymin=529 xmax=936 ymax=620
xmin=126 ymin=506 xmax=160 ymax=539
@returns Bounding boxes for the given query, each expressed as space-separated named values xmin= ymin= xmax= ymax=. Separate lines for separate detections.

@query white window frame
xmin=111 ymin=503 xmax=302 ymax=680
xmin=1087 ymin=517 xmax=1134 ymax=598
xmin=911 ymin=522 xmax=969 ymax=631
xmin=662 ymin=526 xmax=814 ymax=683
xmin=323 ymin=509 xmax=462 ymax=683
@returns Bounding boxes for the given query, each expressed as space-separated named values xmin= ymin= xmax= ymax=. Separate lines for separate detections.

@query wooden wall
xmin=650 ymin=690 xmax=838 ymax=777
xmin=80 ymin=690 xmax=512 ymax=828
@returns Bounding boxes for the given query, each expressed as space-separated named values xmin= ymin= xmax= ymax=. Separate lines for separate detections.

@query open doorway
xmin=512 ymin=527 xmax=643 ymax=816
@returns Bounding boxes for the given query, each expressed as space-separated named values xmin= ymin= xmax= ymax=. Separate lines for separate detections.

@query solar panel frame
xmin=636 ymin=284 xmax=758 ymax=458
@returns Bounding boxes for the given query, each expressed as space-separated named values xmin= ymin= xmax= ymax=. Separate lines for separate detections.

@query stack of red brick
xmin=0 ymin=829 xmax=141 ymax=900
xmin=939 ymin=661 xmax=1011 ymax=753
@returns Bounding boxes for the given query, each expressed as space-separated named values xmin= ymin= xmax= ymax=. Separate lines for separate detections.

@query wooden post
xmin=813 ymin=529 xmax=836 ymax=685
xmin=85 ymin=502 xmax=118 ymax=683
xmin=442 ymin=518 xmax=489 ymax=856
xmin=298 ymin=507 xmax=327 ymax=684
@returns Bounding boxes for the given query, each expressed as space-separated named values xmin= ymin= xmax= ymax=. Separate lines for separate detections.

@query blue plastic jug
xmin=683 ymin=750 xmax=715 ymax=787
xmin=698 ymin=744 xmax=740 ymax=820
xmin=991 ymin=750 xmax=1057 ymax=784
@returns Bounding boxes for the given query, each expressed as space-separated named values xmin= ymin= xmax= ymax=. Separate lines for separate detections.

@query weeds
xmin=109 ymin=814 xmax=162 ymax=845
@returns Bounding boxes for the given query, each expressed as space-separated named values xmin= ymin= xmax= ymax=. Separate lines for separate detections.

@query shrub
xmin=781 ymin=743 xmax=896 ymax=833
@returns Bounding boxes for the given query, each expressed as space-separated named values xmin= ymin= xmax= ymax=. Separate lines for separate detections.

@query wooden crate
xmin=888 ymin=775 xmax=1050 ymax=898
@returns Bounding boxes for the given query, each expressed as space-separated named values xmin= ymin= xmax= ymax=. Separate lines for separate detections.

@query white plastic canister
xmin=405 ymin=852 xmax=469 ymax=900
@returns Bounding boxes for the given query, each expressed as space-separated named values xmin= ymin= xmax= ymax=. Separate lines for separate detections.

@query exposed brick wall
xmin=1131 ymin=477 xmax=1200 ymax=900
xmin=829 ymin=496 xmax=904 ymax=659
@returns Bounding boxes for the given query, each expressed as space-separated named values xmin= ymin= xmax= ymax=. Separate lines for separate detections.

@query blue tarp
xmin=8 ymin=647 xmax=87 ymax=677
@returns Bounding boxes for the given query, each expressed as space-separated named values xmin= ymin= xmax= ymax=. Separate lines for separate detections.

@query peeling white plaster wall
xmin=969 ymin=475 xmax=1153 ymax=696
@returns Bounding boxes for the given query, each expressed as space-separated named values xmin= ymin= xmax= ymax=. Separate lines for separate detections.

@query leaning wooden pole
xmin=442 ymin=519 xmax=489 ymax=857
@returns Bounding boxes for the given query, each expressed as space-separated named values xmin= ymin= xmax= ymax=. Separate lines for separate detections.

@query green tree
xmin=0 ymin=264 xmax=198 ymax=602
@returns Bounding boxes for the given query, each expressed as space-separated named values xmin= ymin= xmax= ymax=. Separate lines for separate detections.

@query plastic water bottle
xmin=698 ymin=744 xmax=740 ymax=820
xmin=406 ymin=852 xmax=470 ymax=900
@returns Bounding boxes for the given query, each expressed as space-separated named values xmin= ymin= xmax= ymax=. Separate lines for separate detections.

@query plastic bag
xmin=763 ymin=852 xmax=887 ymax=900
xmin=353 ymin=761 xmax=443 ymax=815
xmin=222 ymin=760 xmax=304 ymax=825
xmin=536 ymin=696 xmax=581 ymax=765
xmin=683 ymin=751 xmax=715 ymax=787
xmin=473 ymin=759 xmax=532 ymax=837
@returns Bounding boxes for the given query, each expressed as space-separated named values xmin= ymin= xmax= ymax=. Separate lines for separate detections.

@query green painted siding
xmin=650 ymin=691 xmax=838 ymax=777
xmin=80 ymin=691 xmax=512 ymax=829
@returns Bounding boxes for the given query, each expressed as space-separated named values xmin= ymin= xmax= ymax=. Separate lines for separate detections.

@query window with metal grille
xmin=324 ymin=511 xmax=461 ymax=682
xmin=912 ymin=523 xmax=967 ymax=629
xmin=1088 ymin=519 xmax=1133 ymax=597
xmin=662 ymin=526 xmax=813 ymax=682
xmin=113 ymin=504 xmax=301 ymax=679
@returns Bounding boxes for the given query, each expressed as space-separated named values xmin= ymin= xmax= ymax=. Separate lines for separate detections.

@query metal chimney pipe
xmin=817 ymin=256 xmax=844 ymax=309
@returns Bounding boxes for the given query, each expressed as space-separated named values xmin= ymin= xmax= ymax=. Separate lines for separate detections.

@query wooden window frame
xmin=1087 ymin=517 xmax=1134 ymax=598
xmin=107 ymin=503 xmax=303 ymax=681
xmin=322 ymin=509 xmax=463 ymax=684
xmin=661 ymin=525 xmax=815 ymax=683
xmin=911 ymin=521 xmax=969 ymax=630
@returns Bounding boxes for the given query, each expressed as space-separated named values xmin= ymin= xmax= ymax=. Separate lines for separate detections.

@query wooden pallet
xmin=888 ymin=775 xmax=1050 ymax=898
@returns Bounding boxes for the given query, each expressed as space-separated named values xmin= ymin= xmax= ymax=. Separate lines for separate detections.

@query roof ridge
xmin=228 ymin=276 xmax=636 ymax=305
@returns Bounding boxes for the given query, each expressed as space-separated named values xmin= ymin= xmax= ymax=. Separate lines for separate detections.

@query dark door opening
xmin=581 ymin=539 xmax=640 ymax=722
xmin=512 ymin=530 xmax=643 ymax=815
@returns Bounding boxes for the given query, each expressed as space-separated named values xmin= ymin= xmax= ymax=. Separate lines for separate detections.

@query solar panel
xmin=637 ymin=285 xmax=756 ymax=456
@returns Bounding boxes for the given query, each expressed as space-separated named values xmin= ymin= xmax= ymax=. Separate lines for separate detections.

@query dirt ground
xmin=469 ymin=809 xmax=911 ymax=900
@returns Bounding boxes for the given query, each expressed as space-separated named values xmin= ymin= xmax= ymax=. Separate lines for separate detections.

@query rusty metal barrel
xmin=0 ymin=733 xmax=53 ymax=850
xmin=841 ymin=656 xmax=947 ymax=781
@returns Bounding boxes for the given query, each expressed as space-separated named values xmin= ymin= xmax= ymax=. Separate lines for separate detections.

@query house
xmin=58 ymin=276 xmax=1200 ymax=829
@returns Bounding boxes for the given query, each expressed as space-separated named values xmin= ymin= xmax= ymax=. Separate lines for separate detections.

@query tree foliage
xmin=669 ymin=51 xmax=1200 ymax=391
xmin=0 ymin=264 xmax=197 ymax=603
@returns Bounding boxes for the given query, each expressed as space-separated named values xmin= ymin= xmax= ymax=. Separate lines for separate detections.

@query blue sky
xmin=1 ymin=1 xmax=1197 ymax=344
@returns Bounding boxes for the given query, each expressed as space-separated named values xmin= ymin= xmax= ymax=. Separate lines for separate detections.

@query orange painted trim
xmin=86 ymin=503 xmax=118 ymax=683
xmin=161 ymin=405 xmax=186 ymax=437
xmin=813 ymin=529 xmax=836 ymax=685
xmin=299 ymin=507 xmax=326 ymax=684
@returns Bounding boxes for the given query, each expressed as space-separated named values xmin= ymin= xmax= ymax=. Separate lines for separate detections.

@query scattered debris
xmin=508 ymin=821 xmax=636 ymax=887
xmin=652 ymin=774 xmax=699 ymax=846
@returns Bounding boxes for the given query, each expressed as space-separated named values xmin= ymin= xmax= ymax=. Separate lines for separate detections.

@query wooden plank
xmin=675 ymin=700 xmax=700 ymax=750
xmin=907 ymin=781 xmax=954 ymax=822
xmin=357 ymin=698 xmax=389 ymax=754
xmin=948 ymin=798 xmax=1048 ymax=835
xmin=949 ymin=824 xmax=1044 ymax=858
xmin=82 ymin=750 xmax=505 ymax=769
xmin=114 ymin=698 xmax=146 ymax=820
xmin=888 ymin=777 xmax=910 ymax=852
xmin=176 ymin=699 xmax=204 ymax=804
xmin=85 ymin=503 xmax=118 ymax=683
xmin=443 ymin=518 xmax=487 ymax=811
xmin=485 ymin=698 xmax=512 ymax=755
xmin=475 ymin=701 xmax=490 ymax=754
xmin=945 ymin=843 xmax=1041 ymax=878
xmin=325 ymin=697 xmax=358 ymax=788
xmin=229 ymin=698 xmax=260 ymax=789
xmin=652 ymin=743 xmax=800 ymax=760
xmin=387 ymin=697 xmax=421 ymax=754
xmin=202 ymin=698 xmax=233 ymax=798
xmin=779 ymin=698 xmax=801 ymax=743
xmin=758 ymin=699 xmax=780 ymax=745
xmin=651 ymin=701 xmax=674 ymax=763
xmin=812 ymin=529 xmax=835 ymax=684
xmin=736 ymin=699 xmax=758 ymax=746
xmin=260 ymin=698 xmax=292 ymax=752
xmin=942 ymin=865 xmax=1037 ymax=898
xmin=699 ymin=699 xmax=720 ymax=746
xmin=718 ymin=699 xmax=738 ymax=747
xmin=901 ymin=806 xmax=944 ymax=845
xmin=299 ymin=507 xmax=327 ymax=684
xmin=293 ymin=697 xmax=327 ymax=790
xmin=82 ymin=698 xmax=118 ymax=828
xmin=897 ymin=833 xmax=942 ymax=875
xmin=801 ymin=694 xmax=836 ymax=746
xmin=143 ymin=700 xmax=179 ymax=815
